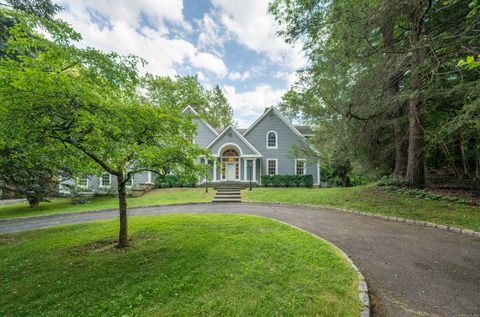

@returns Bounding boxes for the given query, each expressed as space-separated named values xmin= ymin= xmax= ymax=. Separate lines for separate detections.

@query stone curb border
xmin=270 ymin=218 xmax=370 ymax=317
xmin=248 ymin=201 xmax=480 ymax=239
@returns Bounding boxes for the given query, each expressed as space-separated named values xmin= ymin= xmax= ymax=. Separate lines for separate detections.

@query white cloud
xmin=223 ymin=84 xmax=286 ymax=126
xmin=197 ymin=14 xmax=226 ymax=54
xmin=228 ymin=71 xmax=250 ymax=81
xmin=58 ymin=0 xmax=229 ymax=77
xmin=190 ymin=52 xmax=228 ymax=77
xmin=211 ymin=0 xmax=307 ymax=70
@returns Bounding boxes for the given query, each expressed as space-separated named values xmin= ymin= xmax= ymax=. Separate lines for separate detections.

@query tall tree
xmin=143 ymin=74 xmax=233 ymax=129
xmin=0 ymin=8 xmax=207 ymax=246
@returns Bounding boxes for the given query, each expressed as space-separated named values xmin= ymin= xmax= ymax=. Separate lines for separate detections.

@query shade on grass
xmin=243 ymin=187 xmax=480 ymax=232
xmin=0 ymin=188 xmax=214 ymax=220
xmin=0 ymin=214 xmax=361 ymax=316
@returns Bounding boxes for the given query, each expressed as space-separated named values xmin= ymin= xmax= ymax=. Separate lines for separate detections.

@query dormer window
xmin=266 ymin=131 xmax=278 ymax=149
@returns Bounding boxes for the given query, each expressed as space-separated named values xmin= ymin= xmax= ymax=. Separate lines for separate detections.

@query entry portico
xmin=205 ymin=126 xmax=262 ymax=183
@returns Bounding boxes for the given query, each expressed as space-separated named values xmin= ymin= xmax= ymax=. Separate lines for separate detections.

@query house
xmin=61 ymin=106 xmax=320 ymax=193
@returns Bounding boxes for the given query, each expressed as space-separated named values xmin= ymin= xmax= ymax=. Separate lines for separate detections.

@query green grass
xmin=0 ymin=188 xmax=214 ymax=220
xmin=0 ymin=214 xmax=361 ymax=316
xmin=243 ymin=186 xmax=480 ymax=232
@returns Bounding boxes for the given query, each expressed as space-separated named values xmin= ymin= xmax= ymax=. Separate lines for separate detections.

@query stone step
xmin=213 ymin=198 xmax=242 ymax=203
xmin=216 ymin=192 xmax=241 ymax=195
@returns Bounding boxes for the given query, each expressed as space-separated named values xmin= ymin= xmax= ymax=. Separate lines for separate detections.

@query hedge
xmin=155 ymin=175 xmax=197 ymax=188
xmin=261 ymin=175 xmax=314 ymax=188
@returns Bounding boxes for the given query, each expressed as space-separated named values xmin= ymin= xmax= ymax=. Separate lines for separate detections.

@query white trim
xmin=181 ymin=105 xmax=219 ymax=136
xmin=244 ymin=159 xmax=247 ymax=181
xmin=99 ymin=174 xmax=111 ymax=188
xmin=317 ymin=159 xmax=320 ymax=186
xmin=206 ymin=126 xmax=262 ymax=156
xmin=213 ymin=159 xmax=217 ymax=181
xmin=294 ymin=159 xmax=307 ymax=175
xmin=217 ymin=142 xmax=243 ymax=156
xmin=126 ymin=175 xmax=133 ymax=188
xmin=266 ymin=158 xmax=278 ymax=175
xmin=243 ymin=107 xmax=304 ymax=140
xmin=266 ymin=130 xmax=278 ymax=149
xmin=77 ymin=177 xmax=89 ymax=188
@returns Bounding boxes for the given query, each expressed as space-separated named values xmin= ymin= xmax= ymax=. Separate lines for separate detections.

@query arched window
xmin=266 ymin=131 xmax=278 ymax=149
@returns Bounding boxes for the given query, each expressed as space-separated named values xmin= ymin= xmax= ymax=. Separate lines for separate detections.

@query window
xmin=77 ymin=177 xmax=88 ymax=188
xmin=267 ymin=159 xmax=278 ymax=175
xmin=100 ymin=174 xmax=111 ymax=187
xmin=126 ymin=176 xmax=133 ymax=187
xmin=295 ymin=159 xmax=306 ymax=175
xmin=266 ymin=131 xmax=277 ymax=149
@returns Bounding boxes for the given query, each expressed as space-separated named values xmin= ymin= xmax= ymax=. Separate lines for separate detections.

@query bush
xmin=261 ymin=174 xmax=314 ymax=188
xmin=155 ymin=175 xmax=196 ymax=188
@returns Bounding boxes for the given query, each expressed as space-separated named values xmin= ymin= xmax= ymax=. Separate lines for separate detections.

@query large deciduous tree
xmin=143 ymin=74 xmax=233 ymax=129
xmin=0 ymin=8 xmax=207 ymax=246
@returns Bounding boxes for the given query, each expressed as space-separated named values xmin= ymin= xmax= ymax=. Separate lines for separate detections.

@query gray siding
xmin=244 ymin=111 xmax=319 ymax=183
xmin=209 ymin=128 xmax=257 ymax=156
xmin=193 ymin=118 xmax=217 ymax=148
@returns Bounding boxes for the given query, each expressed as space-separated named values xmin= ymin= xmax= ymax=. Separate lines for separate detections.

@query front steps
xmin=213 ymin=187 xmax=242 ymax=203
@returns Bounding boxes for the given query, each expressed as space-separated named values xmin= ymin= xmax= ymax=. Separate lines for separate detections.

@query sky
xmin=57 ymin=0 xmax=307 ymax=127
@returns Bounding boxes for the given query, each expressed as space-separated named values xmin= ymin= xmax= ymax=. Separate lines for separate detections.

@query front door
xmin=226 ymin=163 xmax=236 ymax=181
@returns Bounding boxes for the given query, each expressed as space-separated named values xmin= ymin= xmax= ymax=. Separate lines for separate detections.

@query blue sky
xmin=58 ymin=0 xmax=307 ymax=127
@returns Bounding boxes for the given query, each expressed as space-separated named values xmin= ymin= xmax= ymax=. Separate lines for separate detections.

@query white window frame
xmin=266 ymin=158 xmax=278 ymax=175
xmin=126 ymin=175 xmax=133 ymax=187
xmin=266 ymin=130 xmax=278 ymax=149
xmin=295 ymin=159 xmax=307 ymax=175
xmin=99 ymin=174 xmax=111 ymax=188
xmin=77 ymin=177 xmax=89 ymax=188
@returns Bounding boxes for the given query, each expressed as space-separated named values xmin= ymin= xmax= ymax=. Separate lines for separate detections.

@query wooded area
xmin=270 ymin=0 xmax=480 ymax=187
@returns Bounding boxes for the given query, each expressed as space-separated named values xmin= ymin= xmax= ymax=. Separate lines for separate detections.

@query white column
xmin=147 ymin=172 xmax=152 ymax=184
xmin=317 ymin=159 xmax=321 ymax=187
xmin=213 ymin=159 xmax=217 ymax=181
xmin=244 ymin=158 xmax=247 ymax=181
xmin=253 ymin=159 xmax=256 ymax=181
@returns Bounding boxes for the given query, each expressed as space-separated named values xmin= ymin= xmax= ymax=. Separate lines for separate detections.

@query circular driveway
xmin=1 ymin=202 xmax=479 ymax=316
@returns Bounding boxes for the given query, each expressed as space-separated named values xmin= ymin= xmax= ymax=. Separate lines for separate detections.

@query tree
xmin=143 ymin=74 xmax=233 ymax=128
xmin=0 ymin=8 xmax=207 ymax=246
xmin=270 ymin=0 xmax=480 ymax=187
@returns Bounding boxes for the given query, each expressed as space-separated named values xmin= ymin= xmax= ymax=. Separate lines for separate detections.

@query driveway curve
xmin=1 ymin=202 xmax=479 ymax=317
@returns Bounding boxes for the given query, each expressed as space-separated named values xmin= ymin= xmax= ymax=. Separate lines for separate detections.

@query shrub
xmin=261 ymin=174 xmax=314 ymax=188
xmin=155 ymin=175 xmax=196 ymax=188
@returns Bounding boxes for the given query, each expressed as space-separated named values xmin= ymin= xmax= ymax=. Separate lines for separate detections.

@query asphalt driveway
xmin=1 ymin=202 xmax=479 ymax=316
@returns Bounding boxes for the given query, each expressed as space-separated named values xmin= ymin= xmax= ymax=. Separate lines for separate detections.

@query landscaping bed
xmin=0 ymin=214 xmax=361 ymax=316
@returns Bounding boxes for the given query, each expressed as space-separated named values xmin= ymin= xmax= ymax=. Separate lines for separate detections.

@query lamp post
xmin=248 ymin=160 xmax=253 ymax=191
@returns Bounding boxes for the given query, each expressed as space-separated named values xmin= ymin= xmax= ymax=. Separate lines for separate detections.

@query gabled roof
xmin=206 ymin=125 xmax=262 ymax=156
xmin=294 ymin=125 xmax=314 ymax=135
xmin=181 ymin=105 xmax=218 ymax=136
xmin=243 ymin=107 xmax=306 ymax=140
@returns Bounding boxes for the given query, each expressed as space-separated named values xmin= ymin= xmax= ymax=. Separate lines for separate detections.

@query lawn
xmin=0 ymin=214 xmax=361 ymax=316
xmin=0 ymin=188 xmax=214 ymax=220
xmin=243 ymin=187 xmax=480 ymax=232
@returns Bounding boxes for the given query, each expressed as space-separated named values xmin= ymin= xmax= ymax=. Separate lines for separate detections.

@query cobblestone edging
xmin=250 ymin=202 xmax=480 ymax=239
xmin=272 ymin=219 xmax=370 ymax=317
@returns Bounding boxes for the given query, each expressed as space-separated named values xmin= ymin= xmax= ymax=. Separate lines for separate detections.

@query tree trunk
xmin=380 ymin=3 xmax=408 ymax=178
xmin=117 ymin=173 xmax=128 ymax=247
xmin=393 ymin=123 xmax=408 ymax=177
xmin=406 ymin=0 xmax=428 ymax=187
xmin=28 ymin=197 xmax=40 ymax=208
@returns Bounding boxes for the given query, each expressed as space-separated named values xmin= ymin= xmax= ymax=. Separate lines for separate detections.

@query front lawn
xmin=0 ymin=214 xmax=361 ymax=316
xmin=0 ymin=188 xmax=214 ymax=220
xmin=243 ymin=187 xmax=480 ymax=232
